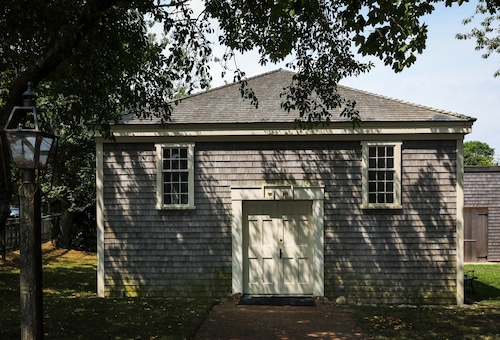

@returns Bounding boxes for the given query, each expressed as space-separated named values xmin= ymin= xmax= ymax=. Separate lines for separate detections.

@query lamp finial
xmin=22 ymin=82 xmax=37 ymax=106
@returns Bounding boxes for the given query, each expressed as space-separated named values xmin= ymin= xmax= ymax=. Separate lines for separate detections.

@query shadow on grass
xmin=0 ymin=247 xmax=215 ymax=339
xmin=347 ymin=271 xmax=500 ymax=339
xmin=347 ymin=303 xmax=500 ymax=339
xmin=465 ymin=281 xmax=500 ymax=305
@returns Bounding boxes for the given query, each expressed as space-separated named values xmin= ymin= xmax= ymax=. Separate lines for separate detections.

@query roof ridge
xmin=338 ymin=83 xmax=475 ymax=121
xmin=173 ymin=68 xmax=293 ymax=102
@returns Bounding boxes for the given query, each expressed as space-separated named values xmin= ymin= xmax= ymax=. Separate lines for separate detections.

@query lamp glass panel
xmin=6 ymin=131 xmax=38 ymax=169
xmin=38 ymin=135 xmax=55 ymax=168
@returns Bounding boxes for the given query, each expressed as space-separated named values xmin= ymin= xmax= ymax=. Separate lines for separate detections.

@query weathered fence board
xmin=1 ymin=216 xmax=57 ymax=260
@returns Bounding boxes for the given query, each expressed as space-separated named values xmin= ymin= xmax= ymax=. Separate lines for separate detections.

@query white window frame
xmin=156 ymin=142 xmax=195 ymax=210
xmin=361 ymin=141 xmax=402 ymax=209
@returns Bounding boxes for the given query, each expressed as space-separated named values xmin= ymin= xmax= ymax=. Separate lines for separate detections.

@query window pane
xmin=378 ymin=158 xmax=385 ymax=168
xmin=386 ymin=182 xmax=394 ymax=192
xmin=378 ymin=147 xmax=385 ymax=157
xmin=172 ymin=182 xmax=180 ymax=193
xmin=180 ymin=148 xmax=188 ymax=158
xmin=377 ymin=171 xmax=385 ymax=180
xmin=387 ymin=147 xmax=394 ymax=157
xmin=369 ymin=182 xmax=376 ymax=192
xmin=369 ymin=193 xmax=377 ymax=203
xmin=378 ymin=193 xmax=385 ymax=203
xmin=180 ymin=194 xmax=188 ymax=204
xmin=369 ymin=171 xmax=376 ymax=180
xmin=171 ymin=148 xmax=180 ymax=158
xmin=386 ymin=194 xmax=394 ymax=203
xmin=369 ymin=147 xmax=376 ymax=157
xmin=164 ymin=194 xmax=172 ymax=205
xmin=377 ymin=182 xmax=385 ymax=191
xmin=387 ymin=157 xmax=394 ymax=168
xmin=181 ymin=183 xmax=188 ymax=193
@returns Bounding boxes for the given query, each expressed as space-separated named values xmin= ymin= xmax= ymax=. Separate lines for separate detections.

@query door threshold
xmin=238 ymin=295 xmax=316 ymax=306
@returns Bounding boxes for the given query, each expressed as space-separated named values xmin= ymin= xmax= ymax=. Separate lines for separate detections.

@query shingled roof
xmin=120 ymin=69 xmax=475 ymax=126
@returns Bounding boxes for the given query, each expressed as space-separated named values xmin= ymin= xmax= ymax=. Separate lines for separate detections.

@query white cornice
xmin=96 ymin=121 xmax=473 ymax=143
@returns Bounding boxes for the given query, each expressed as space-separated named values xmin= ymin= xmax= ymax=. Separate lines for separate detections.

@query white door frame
xmin=231 ymin=184 xmax=325 ymax=296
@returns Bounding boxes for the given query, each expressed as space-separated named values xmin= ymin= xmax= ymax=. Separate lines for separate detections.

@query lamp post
xmin=1 ymin=82 xmax=56 ymax=340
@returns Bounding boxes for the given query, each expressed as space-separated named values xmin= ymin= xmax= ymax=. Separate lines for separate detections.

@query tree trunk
xmin=0 ymin=137 xmax=13 ymax=261
xmin=57 ymin=200 xmax=74 ymax=249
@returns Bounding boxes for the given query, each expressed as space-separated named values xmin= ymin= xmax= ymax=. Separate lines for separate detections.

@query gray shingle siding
xmin=464 ymin=167 xmax=500 ymax=261
xmin=102 ymin=140 xmax=457 ymax=304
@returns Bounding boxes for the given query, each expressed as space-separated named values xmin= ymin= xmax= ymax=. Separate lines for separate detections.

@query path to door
xmin=194 ymin=299 xmax=369 ymax=339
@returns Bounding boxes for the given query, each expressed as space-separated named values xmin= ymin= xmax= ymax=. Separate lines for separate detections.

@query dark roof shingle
xmin=121 ymin=69 xmax=475 ymax=125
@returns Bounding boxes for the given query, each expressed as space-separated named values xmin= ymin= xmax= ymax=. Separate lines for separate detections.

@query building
xmin=95 ymin=69 xmax=475 ymax=304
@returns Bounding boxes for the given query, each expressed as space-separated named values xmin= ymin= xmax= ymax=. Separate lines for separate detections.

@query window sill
xmin=361 ymin=204 xmax=402 ymax=210
xmin=157 ymin=205 xmax=196 ymax=210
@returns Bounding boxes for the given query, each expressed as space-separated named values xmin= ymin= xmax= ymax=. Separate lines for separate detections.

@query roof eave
xmin=97 ymin=120 xmax=474 ymax=142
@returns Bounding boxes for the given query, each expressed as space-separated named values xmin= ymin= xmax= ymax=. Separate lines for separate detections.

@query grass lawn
xmin=0 ymin=243 xmax=216 ymax=339
xmin=2 ymin=244 xmax=500 ymax=339
xmin=346 ymin=263 xmax=500 ymax=339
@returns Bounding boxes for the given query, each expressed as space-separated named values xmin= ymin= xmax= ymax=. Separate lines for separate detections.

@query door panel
xmin=244 ymin=201 xmax=313 ymax=295
xmin=247 ymin=204 xmax=279 ymax=293
xmin=464 ymin=207 xmax=488 ymax=262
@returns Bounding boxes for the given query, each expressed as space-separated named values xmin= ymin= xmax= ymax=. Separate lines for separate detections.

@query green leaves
xmin=456 ymin=0 xmax=500 ymax=77
xmin=347 ymin=0 xmax=434 ymax=72
xmin=464 ymin=140 xmax=496 ymax=166
xmin=0 ymin=0 xmax=481 ymax=131
xmin=205 ymin=0 xmax=471 ymax=125
xmin=207 ymin=0 xmax=370 ymax=125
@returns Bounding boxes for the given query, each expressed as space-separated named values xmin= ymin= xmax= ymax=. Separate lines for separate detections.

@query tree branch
xmin=1 ymin=0 xmax=121 ymax=118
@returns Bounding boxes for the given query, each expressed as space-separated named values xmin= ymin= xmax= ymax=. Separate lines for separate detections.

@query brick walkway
xmin=194 ymin=299 xmax=369 ymax=339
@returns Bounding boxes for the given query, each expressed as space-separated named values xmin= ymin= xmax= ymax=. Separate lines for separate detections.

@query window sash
xmin=362 ymin=142 xmax=401 ymax=208
xmin=156 ymin=143 xmax=195 ymax=209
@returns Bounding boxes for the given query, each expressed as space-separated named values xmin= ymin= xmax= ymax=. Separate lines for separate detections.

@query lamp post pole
xmin=18 ymin=89 xmax=44 ymax=340
xmin=2 ymin=83 xmax=56 ymax=340
xmin=19 ymin=170 xmax=43 ymax=340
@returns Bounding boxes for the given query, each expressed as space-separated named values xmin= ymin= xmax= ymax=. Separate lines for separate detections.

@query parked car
xmin=9 ymin=207 xmax=19 ymax=218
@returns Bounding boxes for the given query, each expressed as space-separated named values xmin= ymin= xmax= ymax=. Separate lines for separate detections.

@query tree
xmin=0 ymin=0 xmax=483 ymax=234
xmin=457 ymin=0 xmax=500 ymax=77
xmin=1 ymin=0 xmax=213 ymax=238
xmin=464 ymin=140 xmax=496 ymax=165
xmin=41 ymin=121 xmax=97 ymax=248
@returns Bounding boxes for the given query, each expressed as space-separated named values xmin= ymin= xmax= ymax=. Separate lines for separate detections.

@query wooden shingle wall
xmin=464 ymin=167 xmax=500 ymax=262
xmin=102 ymin=140 xmax=457 ymax=304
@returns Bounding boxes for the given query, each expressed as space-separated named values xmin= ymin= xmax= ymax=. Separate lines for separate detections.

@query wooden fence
xmin=1 ymin=215 xmax=59 ymax=260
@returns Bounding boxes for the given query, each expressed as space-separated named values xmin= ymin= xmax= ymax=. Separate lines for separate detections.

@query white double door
xmin=243 ymin=200 xmax=313 ymax=295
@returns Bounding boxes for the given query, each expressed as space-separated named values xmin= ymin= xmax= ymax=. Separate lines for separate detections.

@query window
xmin=156 ymin=143 xmax=195 ymax=209
xmin=361 ymin=142 xmax=402 ymax=209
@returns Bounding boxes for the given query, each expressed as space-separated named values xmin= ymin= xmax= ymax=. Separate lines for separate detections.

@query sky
xmin=200 ymin=2 xmax=500 ymax=159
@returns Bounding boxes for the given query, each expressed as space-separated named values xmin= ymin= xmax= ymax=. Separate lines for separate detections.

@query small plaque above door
xmin=263 ymin=185 xmax=294 ymax=200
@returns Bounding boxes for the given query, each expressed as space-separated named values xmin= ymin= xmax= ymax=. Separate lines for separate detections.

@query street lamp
xmin=1 ymin=82 xmax=56 ymax=340
xmin=4 ymin=82 xmax=56 ymax=182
